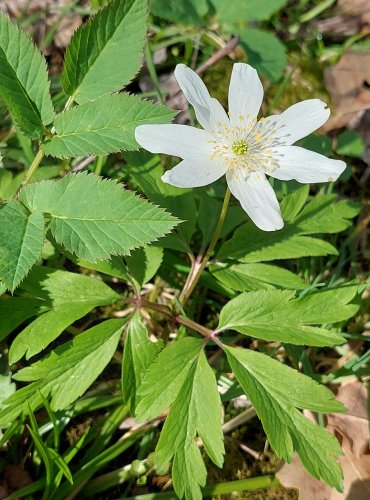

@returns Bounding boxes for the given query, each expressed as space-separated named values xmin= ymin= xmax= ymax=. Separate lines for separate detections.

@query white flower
xmin=135 ymin=63 xmax=346 ymax=231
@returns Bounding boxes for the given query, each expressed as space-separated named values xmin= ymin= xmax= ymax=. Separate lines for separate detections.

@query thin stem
xmin=144 ymin=43 xmax=164 ymax=104
xmin=180 ymin=188 xmax=231 ymax=305
xmin=16 ymin=149 xmax=44 ymax=194
xmin=123 ymin=475 xmax=279 ymax=499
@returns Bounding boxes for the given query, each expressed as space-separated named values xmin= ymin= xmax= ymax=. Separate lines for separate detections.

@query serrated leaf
xmin=0 ymin=12 xmax=53 ymax=137
xmin=225 ymin=346 xmax=345 ymax=490
xmin=0 ymin=201 xmax=44 ymax=291
xmin=126 ymin=245 xmax=163 ymax=288
xmin=237 ymin=28 xmax=287 ymax=82
xmin=62 ymin=0 xmax=148 ymax=103
xmin=218 ymin=194 xmax=358 ymax=262
xmin=136 ymin=337 xmax=203 ymax=421
xmin=0 ymin=319 xmax=125 ymax=425
xmin=294 ymin=195 xmax=360 ymax=234
xmin=122 ymin=312 xmax=162 ymax=412
xmin=126 ymin=154 xmax=196 ymax=251
xmin=19 ymin=172 xmax=178 ymax=262
xmin=210 ymin=262 xmax=306 ymax=292
xmin=42 ymin=94 xmax=176 ymax=158
xmin=217 ymin=286 xmax=358 ymax=346
xmin=9 ymin=268 xmax=120 ymax=363
xmin=155 ymin=349 xmax=224 ymax=500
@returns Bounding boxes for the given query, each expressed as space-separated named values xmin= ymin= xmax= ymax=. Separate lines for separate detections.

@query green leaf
xmin=335 ymin=130 xmax=364 ymax=158
xmin=151 ymin=0 xmax=209 ymax=24
xmin=0 ymin=201 xmax=44 ymax=291
xmin=76 ymin=256 xmax=129 ymax=280
xmin=218 ymin=193 xmax=359 ymax=262
xmin=9 ymin=268 xmax=119 ymax=363
xmin=19 ymin=172 xmax=178 ymax=262
xmin=0 ymin=319 xmax=125 ymax=425
xmin=0 ymin=373 xmax=15 ymax=407
xmin=237 ymin=28 xmax=287 ymax=82
xmin=121 ymin=312 xmax=162 ymax=413
xmin=211 ymin=0 xmax=287 ymax=22
xmin=126 ymin=245 xmax=163 ymax=288
xmin=126 ymin=154 xmax=196 ymax=252
xmin=136 ymin=337 xmax=203 ymax=421
xmin=0 ymin=166 xmax=60 ymax=200
xmin=217 ymin=286 xmax=358 ymax=346
xmin=62 ymin=0 xmax=148 ymax=103
xmin=210 ymin=262 xmax=306 ymax=292
xmin=197 ymin=192 xmax=245 ymax=246
xmin=0 ymin=297 xmax=44 ymax=342
xmin=155 ymin=349 xmax=224 ymax=500
xmin=42 ymin=94 xmax=176 ymax=158
xmin=225 ymin=346 xmax=345 ymax=490
xmin=0 ymin=12 xmax=53 ymax=137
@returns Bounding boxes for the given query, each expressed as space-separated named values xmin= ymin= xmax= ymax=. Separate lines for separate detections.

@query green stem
xmin=123 ymin=475 xmax=280 ymax=499
xmin=16 ymin=149 xmax=44 ymax=194
xmin=179 ymin=188 xmax=231 ymax=305
xmin=144 ymin=43 xmax=164 ymax=104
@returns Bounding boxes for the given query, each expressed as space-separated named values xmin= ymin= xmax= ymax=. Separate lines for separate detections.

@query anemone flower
xmin=135 ymin=63 xmax=345 ymax=231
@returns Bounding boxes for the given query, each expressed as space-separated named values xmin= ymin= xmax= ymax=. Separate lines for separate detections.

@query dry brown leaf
xmin=323 ymin=50 xmax=370 ymax=130
xmin=327 ymin=381 xmax=369 ymax=458
xmin=316 ymin=0 xmax=370 ymax=37
xmin=276 ymin=380 xmax=370 ymax=499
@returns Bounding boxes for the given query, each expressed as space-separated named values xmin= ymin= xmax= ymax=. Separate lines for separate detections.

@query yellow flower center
xmin=232 ymin=139 xmax=248 ymax=156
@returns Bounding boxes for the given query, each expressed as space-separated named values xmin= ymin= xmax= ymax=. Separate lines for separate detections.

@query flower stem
xmin=179 ymin=187 xmax=231 ymax=305
xmin=16 ymin=149 xmax=44 ymax=195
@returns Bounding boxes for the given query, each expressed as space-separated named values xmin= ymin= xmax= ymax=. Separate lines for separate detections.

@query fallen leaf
xmin=324 ymin=50 xmax=370 ymax=130
xmin=276 ymin=380 xmax=370 ymax=499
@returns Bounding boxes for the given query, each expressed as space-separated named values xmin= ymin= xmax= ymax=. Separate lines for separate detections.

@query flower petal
xmin=226 ymin=170 xmax=283 ymax=231
xmin=228 ymin=63 xmax=264 ymax=128
xmin=265 ymin=99 xmax=330 ymax=146
xmin=162 ymin=157 xmax=227 ymax=188
xmin=135 ymin=124 xmax=213 ymax=159
xmin=174 ymin=64 xmax=229 ymax=131
xmin=269 ymin=146 xmax=346 ymax=183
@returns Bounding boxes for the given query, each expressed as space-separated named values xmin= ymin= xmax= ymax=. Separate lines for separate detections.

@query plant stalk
xmin=16 ymin=149 xmax=44 ymax=195
xmin=179 ymin=187 xmax=231 ymax=305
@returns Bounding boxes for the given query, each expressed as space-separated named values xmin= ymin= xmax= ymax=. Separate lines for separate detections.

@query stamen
xmin=232 ymin=139 xmax=248 ymax=155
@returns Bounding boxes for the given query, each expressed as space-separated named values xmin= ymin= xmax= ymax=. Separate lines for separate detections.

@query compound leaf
xmin=136 ymin=337 xmax=203 ymax=421
xmin=210 ymin=262 xmax=305 ymax=292
xmin=19 ymin=172 xmax=178 ymax=262
xmin=9 ymin=268 xmax=120 ymax=363
xmin=122 ymin=312 xmax=162 ymax=413
xmin=62 ymin=0 xmax=148 ymax=103
xmin=218 ymin=193 xmax=359 ymax=262
xmin=0 ymin=201 xmax=44 ymax=291
xmin=0 ymin=12 xmax=53 ymax=137
xmin=0 ymin=319 xmax=125 ymax=425
xmin=155 ymin=349 xmax=224 ymax=500
xmin=42 ymin=94 xmax=176 ymax=158
xmin=225 ymin=346 xmax=345 ymax=491
xmin=217 ymin=286 xmax=358 ymax=346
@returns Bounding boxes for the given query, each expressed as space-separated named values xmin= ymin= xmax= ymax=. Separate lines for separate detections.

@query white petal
xmin=162 ymin=157 xmax=227 ymax=188
xmin=174 ymin=64 xmax=229 ymax=131
xmin=135 ymin=124 xmax=213 ymax=159
xmin=226 ymin=170 xmax=283 ymax=231
xmin=269 ymin=146 xmax=346 ymax=183
xmin=264 ymin=99 xmax=330 ymax=146
xmin=228 ymin=63 xmax=263 ymax=128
